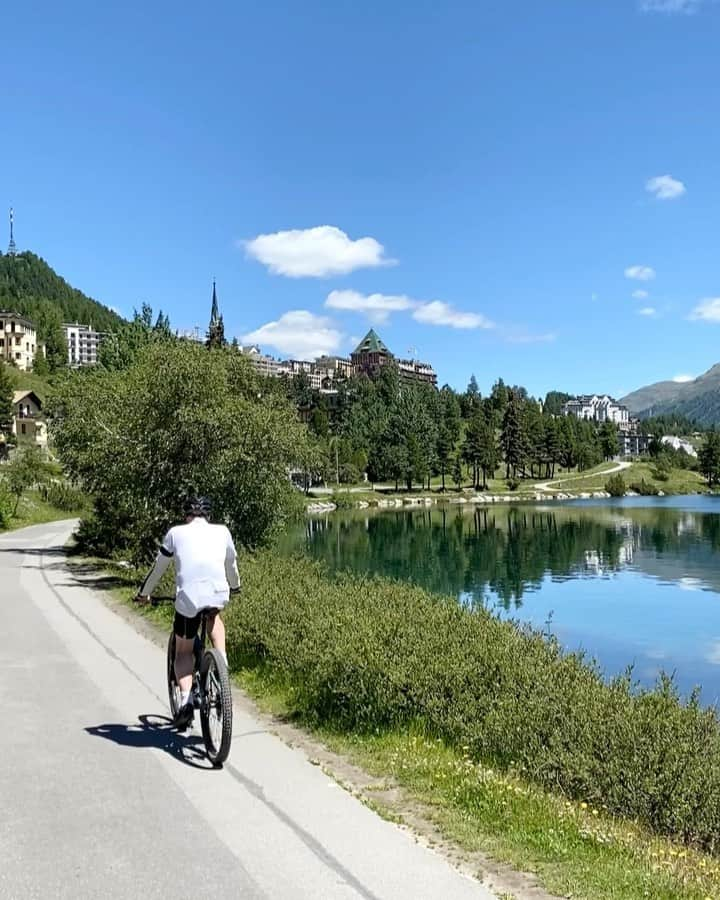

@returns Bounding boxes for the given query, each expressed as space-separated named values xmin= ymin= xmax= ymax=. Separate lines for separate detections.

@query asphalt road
xmin=0 ymin=521 xmax=497 ymax=900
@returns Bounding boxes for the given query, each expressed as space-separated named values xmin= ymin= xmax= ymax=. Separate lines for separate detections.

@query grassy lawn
xmin=90 ymin=556 xmax=720 ymax=900
xmin=311 ymin=461 xmax=707 ymax=507
xmin=0 ymin=489 xmax=83 ymax=532
xmin=541 ymin=462 xmax=706 ymax=496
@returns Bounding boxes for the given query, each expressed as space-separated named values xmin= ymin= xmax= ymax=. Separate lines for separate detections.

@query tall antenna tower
xmin=7 ymin=208 xmax=17 ymax=256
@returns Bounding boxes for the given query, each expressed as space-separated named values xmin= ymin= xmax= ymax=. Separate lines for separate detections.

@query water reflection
xmin=279 ymin=497 xmax=720 ymax=701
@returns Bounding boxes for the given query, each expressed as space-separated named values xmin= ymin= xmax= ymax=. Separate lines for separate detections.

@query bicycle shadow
xmin=85 ymin=714 xmax=213 ymax=770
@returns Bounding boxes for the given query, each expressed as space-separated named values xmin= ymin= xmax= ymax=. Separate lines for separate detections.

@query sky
xmin=2 ymin=0 xmax=720 ymax=398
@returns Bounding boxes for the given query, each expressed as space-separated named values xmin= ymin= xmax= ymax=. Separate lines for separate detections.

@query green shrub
xmin=506 ymin=476 xmax=520 ymax=492
xmin=0 ymin=485 xmax=12 ymax=529
xmin=629 ymin=479 xmax=659 ymax=496
xmin=225 ymin=553 xmax=720 ymax=852
xmin=39 ymin=481 xmax=86 ymax=512
xmin=605 ymin=474 xmax=626 ymax=497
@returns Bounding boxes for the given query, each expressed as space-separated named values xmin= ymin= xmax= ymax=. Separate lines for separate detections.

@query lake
xmin=279 ymin=496 xmax=720 ymax=704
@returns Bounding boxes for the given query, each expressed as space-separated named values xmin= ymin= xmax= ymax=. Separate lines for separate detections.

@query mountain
xmin=0 ymin=250 xmax=125 ymax=368
xmin=621 ymin=363 xmax=720 ymax=425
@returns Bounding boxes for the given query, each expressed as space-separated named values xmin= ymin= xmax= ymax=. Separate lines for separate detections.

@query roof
xmin=13 ymin=390 xmax=42 ymax=407
xmin=353 ymin=329 xmax=390 ymax=356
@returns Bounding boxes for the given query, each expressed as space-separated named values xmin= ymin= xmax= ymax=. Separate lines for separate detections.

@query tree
xmin=698 ymin=430 xmax=720 ymax=488
xmin=451 ymin=453 xmax=464 ymax=491
xmin=52 ymin=342 xmax=310 ymax=560
xmin=0 ymin=365 xmax=13 ymax=434
xmin=543 ymin=391 xmax=572 ymax=417
xmin=436 ymin=424 xmax=453 ymax=491
xmin=599 ymin=421 xmax=619 ymax=461
xmin=501 ymin=391 xmax=529 ymax=479
xmin=1 ymin=447 xmax=47 ymax=515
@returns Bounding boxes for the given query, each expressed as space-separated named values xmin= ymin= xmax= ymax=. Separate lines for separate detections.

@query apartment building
xmin=0 ymin=311 xmax=38 ymax=371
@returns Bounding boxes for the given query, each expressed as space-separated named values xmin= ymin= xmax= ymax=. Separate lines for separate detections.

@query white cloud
xmin=412 ymin=301 xmax=494 ymax=330
xmin=325 ymin=290 xmax=415 ymax=324
xmin=625 ymin=265 xmax=656 ymax=282
xmin=638 ymin=307 xmax=657 ymax=316
xmin=673 ymin=374 xmax=695 ymax=382
xmin=242 ymin=226 xmax=394 ymax=278
xmin=242 ymin=310 xmax=344 ymax=360
xmin=646 ymin=174 xmax=686 ymax=200
xmin=640 ymin=0 xmax=703 ymax=12
xmin=690 ymin=298 xmax=720 ymax=322
xmin=632 ymin=290 xmax=649 ymax=300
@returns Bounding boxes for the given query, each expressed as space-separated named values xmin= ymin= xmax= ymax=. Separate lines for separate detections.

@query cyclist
xmin=135 ymin=496 xmax=240 ymax=729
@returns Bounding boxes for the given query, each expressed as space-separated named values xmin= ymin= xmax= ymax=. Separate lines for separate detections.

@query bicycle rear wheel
xmin=199 ymin=649 xmax=233 ymax=767
xmin=166 ymin=633 xmax=182 ymax=718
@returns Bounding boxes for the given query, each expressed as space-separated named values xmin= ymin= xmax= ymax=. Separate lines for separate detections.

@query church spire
xmin=206 ymin=279 xmax=226 ymax=349
xmin=210 ymin=279 xmax=219 ymax=324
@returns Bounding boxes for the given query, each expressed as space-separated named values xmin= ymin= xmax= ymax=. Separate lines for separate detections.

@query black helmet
xmin=183 ymin=495 xmax=212 ymax=518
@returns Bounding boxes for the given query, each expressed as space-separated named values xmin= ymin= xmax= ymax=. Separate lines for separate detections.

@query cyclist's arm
xmin=224 ymin=527 xmax=240 ymax=593
xmin=137 ymin=531 xmax=175 ymax=599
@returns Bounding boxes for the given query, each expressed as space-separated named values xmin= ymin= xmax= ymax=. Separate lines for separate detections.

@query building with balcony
xmin=11 ymin=390 xmax=47 ymax=449
xmin=63 ymin=323 xmax=105 ymax=367
xmin=351 ymin=330 xmax=438 ymax=386
xmin=563 ymin=394 xmax=629 ymax=425
xmin=0 ymin=311 xmax=38 ymax=371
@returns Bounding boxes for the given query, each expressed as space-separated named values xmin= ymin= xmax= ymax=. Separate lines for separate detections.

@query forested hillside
xmin=0 ymin=251 xmax=124 ymax=370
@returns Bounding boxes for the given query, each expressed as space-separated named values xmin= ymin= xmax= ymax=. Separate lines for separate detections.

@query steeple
xmin=206 ymin=279 xmax=226 ymax=349
xmin=210 ymin=279 xmax=219 ymax=325
xmin=7 ymin=208 xmax=17 ymax=256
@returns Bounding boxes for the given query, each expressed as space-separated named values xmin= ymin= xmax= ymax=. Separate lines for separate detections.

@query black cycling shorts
xmin=173 ymin=608 xmax=220 ymax=640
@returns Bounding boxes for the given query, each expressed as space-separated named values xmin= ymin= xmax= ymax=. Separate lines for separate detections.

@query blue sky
xmin=2 ymin=0 xmax=720 ymax=397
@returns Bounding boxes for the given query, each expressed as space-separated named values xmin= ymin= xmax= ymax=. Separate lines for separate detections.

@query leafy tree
xmin=99 ymin=304 xmax=176 ymax=371
xmin=605 ymin=473 xmax=626 ymax=497
xmin=51 ymin=342 xmax=310 ymax=560
xmin=1 ymin=446 xmax=48 ymax=515
xmin=0 ymin=365 xmax=13 ymax=434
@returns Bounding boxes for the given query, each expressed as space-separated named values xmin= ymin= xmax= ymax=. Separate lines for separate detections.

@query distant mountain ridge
xmin=621 ymin=363 xmax=720 ymax=425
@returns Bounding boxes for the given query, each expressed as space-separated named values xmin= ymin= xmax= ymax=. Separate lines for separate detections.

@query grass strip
xmin=91 ymin=551 xmax=720 ymax=900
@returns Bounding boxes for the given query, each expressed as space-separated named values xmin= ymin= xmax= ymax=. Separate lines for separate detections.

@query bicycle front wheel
xmin=166 ymin=633 xmax=182 ymax=718
xmin=199 ymin=649 xmax=233 ymax=767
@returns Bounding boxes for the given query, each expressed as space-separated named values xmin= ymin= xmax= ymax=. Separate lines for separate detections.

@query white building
xmin=63 ymin=323 xmax=105 ymax=367
xmin=563 ymin=395 xmax=629 ymax=426
xmin=239 ymin=345 xmax=288 ymax=378
xmin=0 ymin=311 xmax=38 ymax=371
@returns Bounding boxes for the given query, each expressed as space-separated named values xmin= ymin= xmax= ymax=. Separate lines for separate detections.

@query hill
xmin=621 ymin=363 xmax=720 ymax=425
xmin=0 ymin=250 xmax=125 ymax=369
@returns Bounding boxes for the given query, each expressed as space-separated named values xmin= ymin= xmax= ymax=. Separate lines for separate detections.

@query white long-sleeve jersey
xmin=141 ymin=517 xmax=240 ymax=617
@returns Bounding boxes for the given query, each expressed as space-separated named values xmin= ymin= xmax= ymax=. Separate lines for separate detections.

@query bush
xmin=629 ymin=479 xmax=659 ymax=496
xmin=38 ymin=481 xmax=86 ymax=512
xmin=225 ymin=553 xmax=720 ymax=852
xmin=652 ymin=459 xmax=672 ymax=482
xmin=605 ymin=474 xmax=626 ymax=497
xmin=0 ymin=485 xmax=12 ymax=529
xmin=506 ymin=476 xmax=521 ymax=492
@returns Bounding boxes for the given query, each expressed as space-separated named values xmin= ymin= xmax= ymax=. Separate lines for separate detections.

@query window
xmin=15 ymin=352 xmax=21 ymax=360
xmin=11 ymin=322 xmax=15 ymax=332
xmin=21 ymin=424 xmax=26 ymax=435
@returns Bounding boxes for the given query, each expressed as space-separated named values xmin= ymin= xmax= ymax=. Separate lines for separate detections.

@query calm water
xmin=279 ymin=496 xmax=720 ymax=703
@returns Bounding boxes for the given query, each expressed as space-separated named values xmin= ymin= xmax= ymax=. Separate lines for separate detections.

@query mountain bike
xmin=152 ymin=600 xmax=233 ymax=767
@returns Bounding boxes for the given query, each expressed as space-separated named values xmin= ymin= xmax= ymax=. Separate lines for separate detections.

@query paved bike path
xmin=0 ymin=521 xmax=497 ymax=900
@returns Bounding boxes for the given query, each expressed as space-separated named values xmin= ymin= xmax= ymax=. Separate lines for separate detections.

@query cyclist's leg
xmin=173 ymin=611 xmax=201 ymax=694
xmin=207 ymin=611 xmax=227 ymax=664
